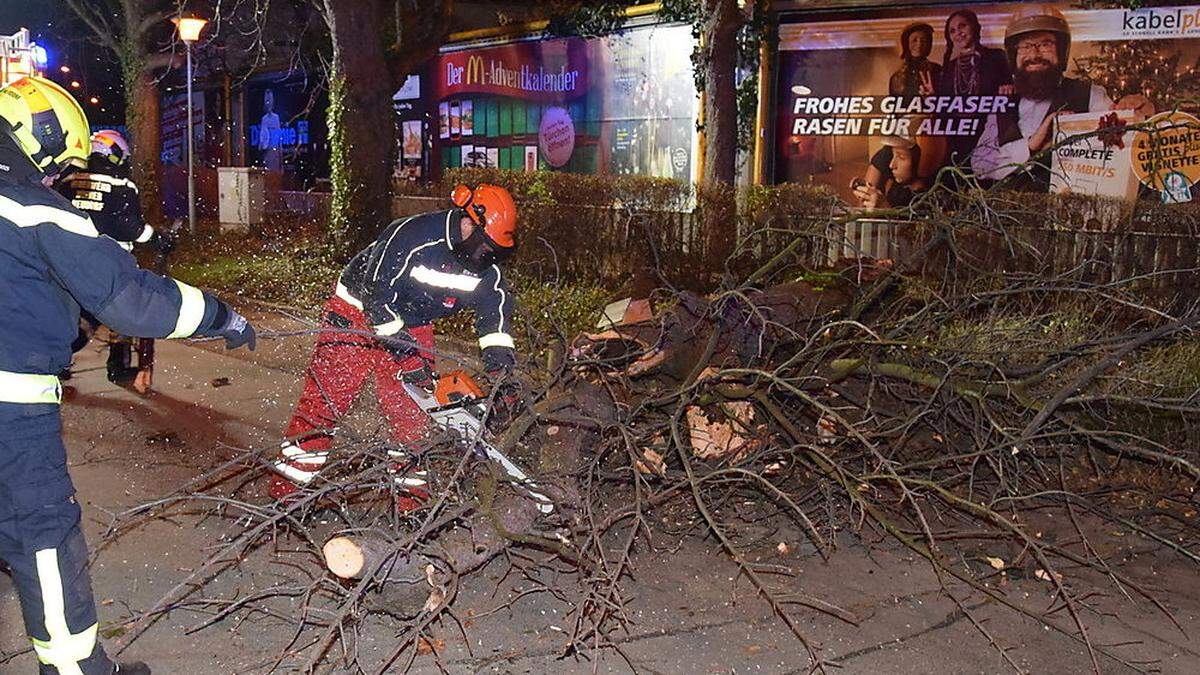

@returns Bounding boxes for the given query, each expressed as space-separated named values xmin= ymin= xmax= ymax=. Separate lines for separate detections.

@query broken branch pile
xmin=105 ymin=191 xmax=1200 ymax=673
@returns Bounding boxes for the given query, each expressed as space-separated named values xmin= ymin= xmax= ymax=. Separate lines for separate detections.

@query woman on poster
xmin=931 ymin=9 xmax=1011 ymax=163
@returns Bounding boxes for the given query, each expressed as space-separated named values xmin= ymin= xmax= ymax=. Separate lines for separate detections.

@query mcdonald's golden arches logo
xmin=465 ymin=56 xmax=485 ymax=85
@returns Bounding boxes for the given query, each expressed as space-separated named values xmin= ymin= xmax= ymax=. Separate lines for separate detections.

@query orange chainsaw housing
xmin=434 ymin=370 xmax=485 ymax=405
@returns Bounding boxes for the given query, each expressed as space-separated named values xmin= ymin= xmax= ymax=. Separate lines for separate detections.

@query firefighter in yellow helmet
xmin=0 ymin=76 xmax=256 ymax=674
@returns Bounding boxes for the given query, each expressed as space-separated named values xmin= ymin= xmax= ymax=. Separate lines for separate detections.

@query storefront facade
xmin=406 ymin=20 xmax=700 ymax=182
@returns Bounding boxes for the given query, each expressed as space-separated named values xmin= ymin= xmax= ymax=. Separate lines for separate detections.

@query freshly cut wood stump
xmin=323 ymin=535 xmax=395 ymax=580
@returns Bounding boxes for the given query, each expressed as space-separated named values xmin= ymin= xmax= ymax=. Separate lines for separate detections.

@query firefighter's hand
xmin=400 ymin=360 xmax=435 ymax=393
xmin=158 ymin=218 xmax=183 ymax=255
xmin=156 ymin=229 xmax=178 ymax=255
xmin=217 ymin=308 xmax=257 ymax=351
xmin=381 ymin=329 xmax=419 ymax=361
xmin=482 ymin=346 xmax=515 ymax=374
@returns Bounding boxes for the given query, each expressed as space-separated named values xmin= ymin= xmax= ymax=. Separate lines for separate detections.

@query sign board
xmin=539 ymin=106 xmax=575 ymax=168
xmin=436 ymin=39 xmax=588 ymax=104
xmin=775 ymin=2 xmax=1200 ymax=204
xmin=1051 ymin=110 xmax=1140 ymax=200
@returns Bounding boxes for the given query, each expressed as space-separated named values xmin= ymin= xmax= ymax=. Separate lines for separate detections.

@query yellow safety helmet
xmin=0 ymin=76 xmax=91 ymax=176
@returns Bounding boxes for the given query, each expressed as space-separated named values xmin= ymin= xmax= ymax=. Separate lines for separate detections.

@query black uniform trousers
xmin=0 ymin=404 xmax=114 ymax=674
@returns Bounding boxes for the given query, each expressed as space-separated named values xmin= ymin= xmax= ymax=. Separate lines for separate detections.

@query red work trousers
xmin=279 ymin=289 xmax=434 ymax=478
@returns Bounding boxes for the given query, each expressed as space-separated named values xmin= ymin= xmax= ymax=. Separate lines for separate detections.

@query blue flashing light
xmin=31 ymin=44 xmax=49 ymax=68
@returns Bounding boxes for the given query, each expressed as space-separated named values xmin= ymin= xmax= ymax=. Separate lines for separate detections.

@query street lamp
xmin=173 ymin=15 xmax=208 ymax=235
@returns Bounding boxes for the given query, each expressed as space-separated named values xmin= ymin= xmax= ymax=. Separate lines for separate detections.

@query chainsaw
xmin=109 ymin=219 xmax=183 ymax=394
xmin=403 ymin=370 xmax=554 ymax=514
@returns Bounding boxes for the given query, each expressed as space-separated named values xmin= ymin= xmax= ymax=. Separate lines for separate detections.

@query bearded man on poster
xmin=970 ymin=6 xmax=1151 ymax=190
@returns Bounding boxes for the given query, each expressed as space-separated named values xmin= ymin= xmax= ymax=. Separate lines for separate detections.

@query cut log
xmin=323 ymin=535 xmax=402 ymax=580
xmin=323 ymin=495 xmax=545 ymax=581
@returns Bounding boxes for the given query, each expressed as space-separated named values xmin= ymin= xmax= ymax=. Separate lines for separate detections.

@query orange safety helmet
xmin=451 ymin=183 xmax=517 ymax=249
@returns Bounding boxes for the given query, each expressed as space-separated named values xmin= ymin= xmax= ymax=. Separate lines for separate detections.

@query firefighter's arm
xmin=362 ymin=217 xmax=422 ymax=336
xmin=473 ymin=265 xmax=516 ymax=373
xmin=111 ymin=182 xmax=155 ymax=245
xmin=31 ymin=204 xmax=250 ymax=347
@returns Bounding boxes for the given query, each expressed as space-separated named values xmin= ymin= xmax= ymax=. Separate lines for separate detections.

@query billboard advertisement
xmin=245 ymin=74 xmax=321 ymax=184
xmin=775 ymin=3 xmax=1200 ymax=205
xmin=431 ymin=22 xmax=697 ymax=180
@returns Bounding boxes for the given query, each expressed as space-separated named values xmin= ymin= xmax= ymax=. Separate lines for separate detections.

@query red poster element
xmin=435 ymin=38 xmax=589 ymax=103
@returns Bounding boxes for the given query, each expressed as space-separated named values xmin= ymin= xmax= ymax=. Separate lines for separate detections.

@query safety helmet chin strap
xmin=0 ymin=120 xmax=59 ymax=177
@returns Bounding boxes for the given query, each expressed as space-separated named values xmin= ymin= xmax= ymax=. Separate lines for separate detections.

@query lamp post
xmin=173 ymin=15 xmax=208 ymax=235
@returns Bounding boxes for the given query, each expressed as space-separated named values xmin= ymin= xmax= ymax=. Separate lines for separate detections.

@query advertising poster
xmin=776 ymin=3 xmax=1200 ymax=206
xmin=1132 ymin=111 xmax=1200 ymax=202
xmin=394 ymin=75 xmax=428 ymax=181
xmin=450 ymin=101 xmax=462 ymax=136
xmin=400 ymin=119 xmax=424 ymax=180
xmin=245 ymin=75 xmax=318 ymax=181
xmin=430 ymin=22 xmax=697 ymax=178
xmin=402 ymin=120 xmax=423 ymax=160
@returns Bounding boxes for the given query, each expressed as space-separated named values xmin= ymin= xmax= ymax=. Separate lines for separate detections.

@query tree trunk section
xmin=701 ymin=0 xmax=742 ymax=267
xmin=324 ymin=0 xmax=396 ymax=249
xmin=128 ymin=67 xmax=164 ymax=228
xmin=323 ymin=495 xmax=542 ymax=582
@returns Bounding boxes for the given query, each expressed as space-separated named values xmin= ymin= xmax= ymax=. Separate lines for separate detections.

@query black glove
xmin=154 ymin=229 xmax=177 ymax=255
xmin=400 ymin=360 xmax=435 ymax=392
xmin=481 ymin=346 xmax=515 ymax=375
xmin=155 ymin=219 xmax=183 ymax=255
xmin=214 ymin=306 xmax=256 ymax=351
xmin=380 ymin=329 xmax=419 ymax=361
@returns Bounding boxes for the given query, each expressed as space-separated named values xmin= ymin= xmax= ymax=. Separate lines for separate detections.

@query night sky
xmin=0 ymin=0 xmax=125 ymax=125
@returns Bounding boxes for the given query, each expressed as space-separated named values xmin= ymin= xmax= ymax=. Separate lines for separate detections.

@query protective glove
xmin=155 ymin=219 xmax=183 ymax=255
xmin=380 ymin=329 xmax=419 ymax=361
xmin=154 ymin=229 xmax=177 ymax=255
xmin=399 ymin=360 xmax=435 ymax=393
xmin=485 ymin=383 xmax=520 ymax=434
xmin=483 ymin=362 xmax=521 ymax=434
xmin=214 ymin=306 xmax=256 ymax=351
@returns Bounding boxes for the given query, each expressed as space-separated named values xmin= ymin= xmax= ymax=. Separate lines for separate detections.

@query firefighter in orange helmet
xmin=270 ymin=184 xmax=519 ymax=501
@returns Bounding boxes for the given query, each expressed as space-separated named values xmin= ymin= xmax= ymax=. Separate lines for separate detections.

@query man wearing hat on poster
xmin=971 ymin=6 xmax=1152 ymax=189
